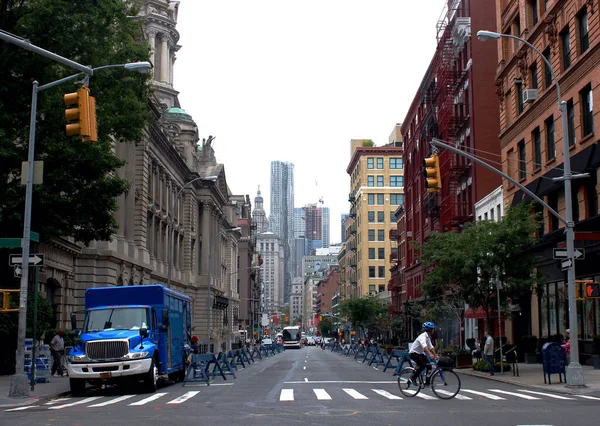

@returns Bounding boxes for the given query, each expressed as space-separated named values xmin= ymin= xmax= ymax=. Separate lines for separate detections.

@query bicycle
xmin=397 ymin=357 xmax=461 ymax=399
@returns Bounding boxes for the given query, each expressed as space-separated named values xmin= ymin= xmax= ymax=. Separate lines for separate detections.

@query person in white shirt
xmin=483 ymin=331 xmax=495 ymax=376
xmin=408 ymin=322 xmax=438 ymax=385
xmin=50 ymin=330 xmax=65 ymax=377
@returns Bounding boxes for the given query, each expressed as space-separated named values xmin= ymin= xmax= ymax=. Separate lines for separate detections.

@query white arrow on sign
xmin=553 ymin=248 xmax=585 ymax=260
xmin=14 ymin=265 xmax=22 ymax=277
xmin=9 ymin=254 xmax=44 ymax=266
xmin=561 ymin=258 xmax=573 ymax=271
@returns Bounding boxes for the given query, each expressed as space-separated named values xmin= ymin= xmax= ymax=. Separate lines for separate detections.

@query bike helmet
xmin=423 ymin=321 xmax=436 ymax=331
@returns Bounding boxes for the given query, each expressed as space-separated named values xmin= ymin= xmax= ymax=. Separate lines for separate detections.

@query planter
xmin=455 ymin=353 xmax=473 ymax=369
xmin=525 ymin=353 xmax=537 ymax=364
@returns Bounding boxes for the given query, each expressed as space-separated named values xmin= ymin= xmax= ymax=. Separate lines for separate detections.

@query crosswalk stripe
xmin=49 ymin=397 xmax=102 ymax=410
xmin=576 ymin=395 xmax=600 ymax=401
xmin=128 ymin=392 xmax=167 ymax=406
xmin=372 ymin=389 xmax=402 ymax=400
xmin=167 ymin=391 xmax=200 ymax=404
xmin=343 ymin=388 xmax=368 ymax=399
xmin=434 ymin=389 xmax=472 ymax=400
xmin=280 ymin=389 xmax=294 ymax=401
xmin=88 ymin=395 xmax=136 ymax=407
xmin=461 ymin=389 xmax=505 ymax=400
xmin=488 ymin=389 xmax=540 ymax=400
xmin=518 ymin=390 xmax=574 ymax=400
xmin=415 ymin=392 xmax=436 ymax=400
xmin=45 ymin=398 xmax=71 ymax=405
xmin=5 ymin=405 xmax=39 ymax=412
xmin=313 ymin=389 xmax=332 ymax=400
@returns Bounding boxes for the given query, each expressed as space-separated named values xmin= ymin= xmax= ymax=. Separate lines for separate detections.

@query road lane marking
xmin=313 ymin=389 xmax=332 ymax=400
xmin=5 ymin=405 xmax=39 ymax=412
xmin=518 ymin=390 xmax=574 ymax=400
xmin=372 ymin=389 xmax=402 ymax=400
xmin=45 ymin=398 xmax=71 ymax=405
xmin=415 ymin=392 xmax=436 ymax=400
xmin=576 ymin=395 xmax=600 ymax=400
xmin=128 ymin=392 xmax=167 ymax=406
xmin=88 ymin=395 xmax=136 ymax=407
xmin=461 ymin=389 xmax=505 ymax=400
xmin=280 ymin=389 xmax=294 ymax=401
xmin=49 ymin=397 xmax=102 ymax=410
xmin=433 ymin=389 xmax=472 ymax=400
xmin=285 ymin=380 xmax=397 ymax=384
xmin=488 ymin=389 xmax=540 ymax=400
xmin=304 ymin=378 xmax=308 ymax=382
xmin=343 ymin=388 xmax=368 ymax=399
xmin=303 ymin=366 xmax=306 ymax=370
xmin=167 ymin=391 xmax=200 ymax=404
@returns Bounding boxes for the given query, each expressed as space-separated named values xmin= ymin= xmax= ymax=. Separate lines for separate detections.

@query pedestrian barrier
xmin=216 ymin=352 xmax=236 ymax=379
xmin=184 ymin=354 xmax=219 ymax=386
xmin=363 ymin=346 xmax=377 ymax=364
xmin=369 ymin=348 xmax=386 ymax=368
xmin=383 ymin=349 xmax=406 ymax=373
xmin=233 ymin=349 xmax=246 ymax=369
xmin=251 ymin=345 xmax=263 ymax=360
xmin=243 ymin=347 xmax=254 ymax=363
xmin=354 ymin=345 xmax=367 ymax=360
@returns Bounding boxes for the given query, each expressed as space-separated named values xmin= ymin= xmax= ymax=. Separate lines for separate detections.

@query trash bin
xmin=541 ymin=342 xmax=566 ymax=384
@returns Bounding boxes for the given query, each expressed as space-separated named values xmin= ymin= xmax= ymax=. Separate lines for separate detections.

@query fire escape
xmin=347 ymin=193 xmax=358 ymax=296
xmin=433 ymin=7 xmax=472 ymax=231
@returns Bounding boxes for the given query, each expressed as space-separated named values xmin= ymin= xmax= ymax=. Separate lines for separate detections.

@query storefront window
xmin=541 ymin=288 xmax=549 ymax=337
xmin=549 ymin=283 xmax=557 ymax=335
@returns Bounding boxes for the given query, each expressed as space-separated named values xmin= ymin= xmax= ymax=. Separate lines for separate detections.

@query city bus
xmin=282 ymin=326 xmax=303 ymax=349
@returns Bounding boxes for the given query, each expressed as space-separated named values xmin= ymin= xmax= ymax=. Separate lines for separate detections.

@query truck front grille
xmin=85 ymin=340 xmax=128 ymax=360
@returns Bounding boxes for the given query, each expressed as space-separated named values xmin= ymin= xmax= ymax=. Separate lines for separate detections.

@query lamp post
xmin=166 ymin=175 xmax=218 ymax=288
xmin=1 ymin=28 xmax=151 ymax=398
xmin=475 ymin=30 xmax=586 ymax=387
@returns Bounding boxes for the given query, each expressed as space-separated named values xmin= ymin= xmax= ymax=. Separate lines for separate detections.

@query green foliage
xmin=419 ymin=203 xmax=539 ymax=325
xmin=338 ymin=296 xmax=388 ymax=332
xmin=361 ymin=139 xmax=375 ymax=147
xmin=0 ymin=0 xmax=152 ymax=244
xmin=0 ymin=293 xmax=54 ymax=339
xmin=472 ymin=360 xmax=511 ymax=372
xmin=317 ymin=316 xmax=334 ymax=337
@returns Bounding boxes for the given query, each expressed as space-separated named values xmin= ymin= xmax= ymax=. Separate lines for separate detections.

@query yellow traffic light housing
xmin=423 ymin=154 xmax=441 ymax=192
xmin=0 ymin=289 xmax=19 ymax=313
xmin=64 ymin=86 xmax=97 ymax=143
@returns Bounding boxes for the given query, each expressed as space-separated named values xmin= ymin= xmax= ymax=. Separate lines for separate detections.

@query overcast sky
xmin=176 ymin=1 xmax=447 ymax=243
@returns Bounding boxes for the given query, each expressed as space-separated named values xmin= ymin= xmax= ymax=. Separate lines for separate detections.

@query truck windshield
xmin=84 ymin=308 xmax=149 ymax=332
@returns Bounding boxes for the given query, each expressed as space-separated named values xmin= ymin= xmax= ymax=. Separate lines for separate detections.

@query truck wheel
xmin=70 ymin=378 xmax=86 ymax=397
xmin=143 ymin=357 xmax=158 ymax=393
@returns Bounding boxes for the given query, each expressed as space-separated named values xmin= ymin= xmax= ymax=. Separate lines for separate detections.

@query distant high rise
xmin=302 ymin=203 xmax=330 ymax=255
xmin=269 ymin=161 xmax=295 ymax=307
xmin=293 ymin=207 xmax=305 ymax=238
xmin=252 ymin=186 xmax=269 ymax=233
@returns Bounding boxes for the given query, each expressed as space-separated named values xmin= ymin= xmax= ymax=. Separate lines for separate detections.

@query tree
xmin=0 ymin=0 xmax=152 ymax=244
xmin=419 ymin=203 xmax=539 ymax=330
xmin=317 ymin=316 xmax=334 ymax=337
xmin=339 ymin=296 xmax=388 ymax=337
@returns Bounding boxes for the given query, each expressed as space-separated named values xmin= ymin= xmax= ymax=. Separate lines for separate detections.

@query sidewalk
xmin=457 ymin=362 xmax=600 ymax=395
xmin=0 ymin=374 xmax=70 ymax=408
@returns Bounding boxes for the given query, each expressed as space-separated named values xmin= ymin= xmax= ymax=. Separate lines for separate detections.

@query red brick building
xmin=390 ymin=0 xmax=502 ymax=340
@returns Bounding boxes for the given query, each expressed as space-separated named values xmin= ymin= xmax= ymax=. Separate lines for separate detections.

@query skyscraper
xmin=252 ymin=186 xmax=268 ymax=233
xmin=302 ymin=203 xmax=330 ymax=255
xmin=269 ymin=161 xmax=294 ymax=308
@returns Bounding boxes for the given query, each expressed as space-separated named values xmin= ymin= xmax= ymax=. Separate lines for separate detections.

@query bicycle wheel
xmin=397 ymin=367 xmax=421 ymax=397
xmin=431 ymin=369 xmax=461 ymax=399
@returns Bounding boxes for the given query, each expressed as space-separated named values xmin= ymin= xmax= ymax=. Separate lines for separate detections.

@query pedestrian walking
xmin=50 ymin=330 xmax=65 ymax=376
xmin=483 ymin=331 xmax=495 ymax=376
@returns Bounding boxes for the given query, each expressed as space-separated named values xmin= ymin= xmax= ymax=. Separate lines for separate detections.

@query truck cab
xmin=67 ymin=285 xmax=191 ymax=396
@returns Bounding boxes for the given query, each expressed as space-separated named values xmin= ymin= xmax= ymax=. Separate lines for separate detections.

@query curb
xmin=456 ymin=369 xmax=596 ymax=395
xmin=0 ymin=389 xmax=71 ymax=408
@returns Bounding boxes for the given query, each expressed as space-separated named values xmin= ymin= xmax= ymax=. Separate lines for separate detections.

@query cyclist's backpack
xmin=438 ymin=356 xmax=455 ymax=371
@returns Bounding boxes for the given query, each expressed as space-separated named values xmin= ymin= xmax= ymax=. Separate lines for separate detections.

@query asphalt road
xmin=3 ymin=346 xmax=600 ymax=426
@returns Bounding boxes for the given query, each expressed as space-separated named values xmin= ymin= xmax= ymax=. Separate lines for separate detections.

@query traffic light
xmin=586 ymin=282 xmax=600 ymax=298
xmin=423 ymin=154 xmax=441 ymax=192
xmin=64 ymin=86 xmax=98 ymax=143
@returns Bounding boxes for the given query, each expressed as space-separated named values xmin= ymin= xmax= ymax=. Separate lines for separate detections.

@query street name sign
xmin=553 ymin=248 xmax=585 ymax=260
xmin=9 ymin=253 xmax=44 ymax=266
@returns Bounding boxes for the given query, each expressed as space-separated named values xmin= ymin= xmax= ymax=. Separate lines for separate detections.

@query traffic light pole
xmin=431 ymin=137 xmax=587 ymax=388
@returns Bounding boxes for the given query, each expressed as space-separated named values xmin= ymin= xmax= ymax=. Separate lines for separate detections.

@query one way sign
xmin=553 ymin=248 xmax=585 ymax=260
xmin=9 ymin=253 xmax=44 ymax=266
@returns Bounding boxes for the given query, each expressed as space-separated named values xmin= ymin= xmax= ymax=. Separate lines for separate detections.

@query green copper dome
xmin=164 ymin=107 xmax=194 ymax=123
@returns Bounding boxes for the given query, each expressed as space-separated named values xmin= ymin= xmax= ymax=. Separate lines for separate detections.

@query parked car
xmin=306 ymin=336 xmax=316 ymax=346
xmin=262 ymin=338 xmax=273 ymax=345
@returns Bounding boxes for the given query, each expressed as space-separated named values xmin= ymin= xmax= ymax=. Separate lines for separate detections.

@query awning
xmin=464 ymin=306 xmax=506 ymax=319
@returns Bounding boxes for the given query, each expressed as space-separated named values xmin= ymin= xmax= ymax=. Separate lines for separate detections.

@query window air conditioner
xmin=523 ymin=89 xmax=538 ymax=104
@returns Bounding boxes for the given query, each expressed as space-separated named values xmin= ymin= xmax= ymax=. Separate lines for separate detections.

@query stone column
xmin=160 ymin=34 xmax=169 ymax=83
xmin=147 ymin=30 xmax=156 ymax=80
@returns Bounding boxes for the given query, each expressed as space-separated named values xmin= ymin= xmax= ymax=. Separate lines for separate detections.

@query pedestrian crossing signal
xmin=586 ymin=282 xmax=600 ymax=298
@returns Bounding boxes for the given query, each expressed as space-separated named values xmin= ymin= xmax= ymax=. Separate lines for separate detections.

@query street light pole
xmin=166 ymin=175 xmax=218 ymax=288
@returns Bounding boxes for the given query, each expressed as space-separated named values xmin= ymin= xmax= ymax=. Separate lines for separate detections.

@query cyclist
xmin=408 ymin=321 xmax=438 ymax=385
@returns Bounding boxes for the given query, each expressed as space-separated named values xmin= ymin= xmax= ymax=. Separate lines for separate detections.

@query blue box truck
xmin=67 ymin=285 xmax=191 ymax=396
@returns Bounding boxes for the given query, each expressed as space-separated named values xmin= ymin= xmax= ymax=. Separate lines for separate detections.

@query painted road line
xmin=280 ymin=389 xmax=294 ymax=401
xmin=284 ymin=380 xmax=397 ymax=384
xmin=433 ymin=389 xmax=472 ymax=400
xmin=128 ymin=392 xmax=167 ymax=406
xmin=167 ymin=391 xmax=200 ymax=404
xmin=49 ymin=397 xmax=102 ymax=410
xmin=304 ymin=378 xmax=308 ymax=382
xmin=88 ymin=395 xmax=136 ymax=407
xmin=461 ymin=389 xmax=505 ymax=400
xmin=415 ymin=392 xmax=436 ymax=400
xmin=343 ymin=388 xmax=368 ymax=400
xmin=313 ymin=389 xmax=332 ymax=400
xmin=372 ymin=389 xmax=402 ymax=400
xmin=44 ymin=398 xmax=71 ymax=405
xmin=576 ymin=395 xmax=600 ymax=400
xmin=488 ymin=389 xmax=540 ymax=400
xmin=5 ymin=405 xmax=39 ymax=412
xmin=518 ymin=390 xmax=574 ymax=400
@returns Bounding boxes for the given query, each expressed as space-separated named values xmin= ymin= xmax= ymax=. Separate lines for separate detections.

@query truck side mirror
xmin=70 ymin=312 xmax=77 ymax=331
xmin=139 ymin=327 xmax=149 ymax=338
